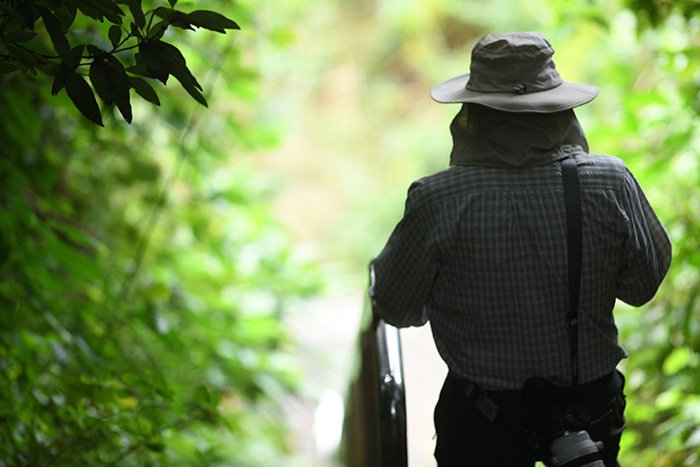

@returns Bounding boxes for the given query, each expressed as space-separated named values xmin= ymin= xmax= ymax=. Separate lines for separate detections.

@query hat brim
xmin=431 ymin=73 xmax=598 ymax=113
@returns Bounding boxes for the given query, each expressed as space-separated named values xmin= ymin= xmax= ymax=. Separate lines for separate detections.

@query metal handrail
xmin=374 ymin=316 xmax=408 ymax=466
xmin=340 ymin=293 xmax=408 ymax=467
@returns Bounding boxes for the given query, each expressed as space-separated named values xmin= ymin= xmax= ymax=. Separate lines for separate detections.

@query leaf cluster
xmin=0 ymin=0 xmax=240 ymax=125
xmin=625 ymin=0 xmax=700 ymax=27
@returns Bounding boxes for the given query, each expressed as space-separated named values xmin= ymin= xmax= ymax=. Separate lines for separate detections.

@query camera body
xmin=523 ymin=377 xmax=605 ymax=467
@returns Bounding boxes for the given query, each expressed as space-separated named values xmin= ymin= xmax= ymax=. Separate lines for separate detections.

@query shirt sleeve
xmin=616 ymin=169 xmax=672 ymax=306
xmin=370 ymin=181 xmax=440 ymax=328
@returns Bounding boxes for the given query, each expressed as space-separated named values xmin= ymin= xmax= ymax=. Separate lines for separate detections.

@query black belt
xmin=449 ymin=370 xmax=624 ymax=426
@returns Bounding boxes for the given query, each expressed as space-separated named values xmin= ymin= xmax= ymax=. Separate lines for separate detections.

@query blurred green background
xmin=1 ymin=0 xmax=698 ymax=465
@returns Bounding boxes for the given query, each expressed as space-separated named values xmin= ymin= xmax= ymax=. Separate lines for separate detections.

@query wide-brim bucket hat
xmin=431 ymin=32 xmax=598 ymax=113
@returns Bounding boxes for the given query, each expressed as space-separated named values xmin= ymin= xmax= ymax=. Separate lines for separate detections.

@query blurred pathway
xmin=285 ymin=295 xmax=446 ymax=467
xmin=401 ymin=325 xmax=448 ymax=466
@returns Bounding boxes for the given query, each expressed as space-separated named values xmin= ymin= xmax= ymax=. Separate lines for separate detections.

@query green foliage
xmin=0 ymin=0 xmax=240 ymax=125
xmin=626 ymin=0 xmax=700 ymax=26
xmin=550 ymin=4 xmax=700 ymax=464
xmin=0 ymin=1 xmax=320 ymax=465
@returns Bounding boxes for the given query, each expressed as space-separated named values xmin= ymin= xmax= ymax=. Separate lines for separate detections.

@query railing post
xmin=341 ymin=293 xmax=408 ymax=467
xmin=374 ymin=318 xmax=408 ymax=467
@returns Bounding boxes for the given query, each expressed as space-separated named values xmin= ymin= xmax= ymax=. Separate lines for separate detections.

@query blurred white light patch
xmin=313 ymin=390 xmax=345 ymax=457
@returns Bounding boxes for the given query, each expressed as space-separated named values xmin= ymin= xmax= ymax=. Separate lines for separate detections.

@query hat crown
xmin=472 ymin=32 xmax=553 ymax=62
xmin=467 ymin=32 xmax=563 ymax=94
xmin=429 ymin=31 xmax=598 ymax=112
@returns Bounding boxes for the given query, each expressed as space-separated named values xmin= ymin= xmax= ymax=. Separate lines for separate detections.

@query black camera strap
xmin=561 ymin=156 xmax=583 ymax=390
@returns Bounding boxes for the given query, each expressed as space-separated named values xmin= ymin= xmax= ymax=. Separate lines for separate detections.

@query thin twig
xmin=116 ymin=39 xmax=234 ymax=304
xmin=14 ymin=42 xmax=59 ymax=59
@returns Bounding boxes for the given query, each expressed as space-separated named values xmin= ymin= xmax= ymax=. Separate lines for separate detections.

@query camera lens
xmin=550 ymin=430 xmax=605 ymax=467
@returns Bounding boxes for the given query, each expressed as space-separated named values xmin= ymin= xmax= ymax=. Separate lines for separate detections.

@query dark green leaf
xmin=63 ymin=45 xmax=85 ymax=71
xmin=108 ymin=25 xmax=122 ymax=47
xmin=36 ymin=61 xmax=58 ymax=75
xmin=185 ymin=10 xmax=240 ymax=33
xmin=142 ymin=40 xmax=207 ymax=106
xmin=2 ymin=30 xmax=38 ymax=43
xmin=0 ymin=62 xmax=21 ymax=74
xmin=128 ymin=77 xmax=160 ymax=106
xmin=74 ymin=0 xmax=103 ymax=21
xmin=75 ymin=0 xmax=124 ymax=24
xmin=168 ymin=0 xmax=178 ymax=7
xmin=183 ymin=83 xmax=207 ymax=107
xmin=105 ymin=56 xmax=132 ymax=123
xmin=39 ymin=7 xmax=70 ymax=56
xmin=128 ymin=0 xmax=145 ymax=29
xmin=13 ymin=2 xmax=40 ymax=29
xmin=169 ymin=11 xmax=194 ymax=31
xmin=89 ymin=59 xmax=114 ymax=105
xmin=87 ymin=45 xmax=105 ymax=56
xmin=146 ymin=20 xmax=168 ymax=40
xmin=89 ymin=55 xmax=132 ymax=122
xmin=154 ymin=7 xmax=173 ymax=20
xmin=126 ymin=62 xmax=157 ymax=79
xmin=54 ymin=3 xmax=78 ymax=30
xmin=94 ymin=0 xmax=126 ymax=24
xmin=139 ymin=41 xmax=169 ymax=83
xmin=51 ymin=69 xmax=67 ymax=95
xmin=65 ymin=72 xmax=103 ymax=126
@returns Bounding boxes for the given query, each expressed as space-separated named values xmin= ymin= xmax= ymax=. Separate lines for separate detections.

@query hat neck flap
xmin=449 ymin=104 xmax=589 ymax=168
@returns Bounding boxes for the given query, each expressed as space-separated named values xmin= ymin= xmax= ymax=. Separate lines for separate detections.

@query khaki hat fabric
xmin=431 ymin=32 xmax=598 ymax=113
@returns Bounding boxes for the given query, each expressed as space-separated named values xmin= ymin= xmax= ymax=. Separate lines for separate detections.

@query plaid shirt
xmin=372 ymin=154 xmax=672 ymax=390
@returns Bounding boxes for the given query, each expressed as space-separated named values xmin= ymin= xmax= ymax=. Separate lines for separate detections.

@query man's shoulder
xmin=404 ymin=165 xmax=510 ymax=215
xmin=405 ymin=166 xmax=469 ymax=207
xmin=579 ymin=153 xmax=633 ymax=187
xmin=582 ymin=153 xmax=627 ymax=170
xmin=411 ymin=166 xmax=456 ymax=188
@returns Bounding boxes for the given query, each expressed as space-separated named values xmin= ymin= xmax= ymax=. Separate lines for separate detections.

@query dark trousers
xmin=434 ymin=371 xmax=626 ymax=467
